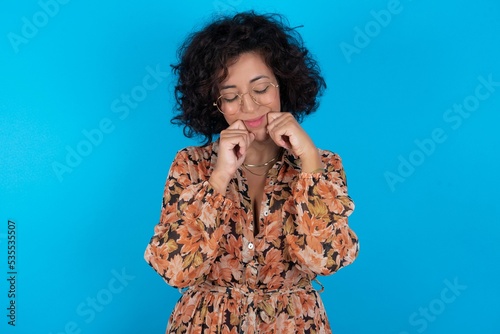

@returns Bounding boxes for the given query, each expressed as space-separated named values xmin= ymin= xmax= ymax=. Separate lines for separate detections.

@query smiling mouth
xmin=244 ymin=115 xmax=265 ymax=128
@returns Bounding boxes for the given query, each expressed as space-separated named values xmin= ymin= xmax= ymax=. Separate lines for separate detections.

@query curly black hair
xmin=171 ymin=11 xmax=326 ymax=144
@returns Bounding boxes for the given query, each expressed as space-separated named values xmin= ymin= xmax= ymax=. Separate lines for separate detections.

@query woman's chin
xmin=252 ymin=129 xmax=271 ymax=143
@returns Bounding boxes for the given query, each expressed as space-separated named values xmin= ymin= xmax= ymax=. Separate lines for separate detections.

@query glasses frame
xmin=213 ymin=82 xmax=279 ymax=115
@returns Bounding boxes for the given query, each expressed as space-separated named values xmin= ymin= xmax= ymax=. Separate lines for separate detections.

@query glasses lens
xmin=251 ymin=82 xmax=276 ymax=107
xmin=216 ymin=93 xmax=239 ymax=115
xmin=215 ymin=82 xmax=277 ymax=115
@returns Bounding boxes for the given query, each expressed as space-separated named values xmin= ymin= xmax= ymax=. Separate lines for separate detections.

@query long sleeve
xmin=144 ymin=148 xmax=234 ymax=288
xmin=285 ymin=151 xmax=359 ymax=276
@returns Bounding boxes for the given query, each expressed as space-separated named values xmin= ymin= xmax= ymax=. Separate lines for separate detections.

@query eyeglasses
xmin=213 ymin=82 xmax=279 ymax=115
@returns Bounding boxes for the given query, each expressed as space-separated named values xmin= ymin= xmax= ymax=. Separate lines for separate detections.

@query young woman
xmin=145 ymin=11 xmax=359 ymax=334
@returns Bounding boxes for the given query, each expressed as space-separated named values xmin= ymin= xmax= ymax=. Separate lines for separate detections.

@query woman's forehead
xmin=220 ymin=52 xmax=274 ymax=87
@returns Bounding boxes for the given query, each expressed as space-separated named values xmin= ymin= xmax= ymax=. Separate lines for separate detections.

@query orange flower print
xmin=144 ymin=143 xmax=358 ymax=334
xmin=165 ymin=254 xmax=185 ymax=285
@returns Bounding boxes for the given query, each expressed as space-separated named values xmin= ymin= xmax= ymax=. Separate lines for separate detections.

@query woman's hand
xmin=209 ymin=120 xmax=255 ymax=194
xmin=266 ymin=112 xmax=323 ymax=172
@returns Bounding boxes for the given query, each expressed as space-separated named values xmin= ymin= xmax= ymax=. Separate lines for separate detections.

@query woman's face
xmin=218 ymin=52 xmax=281 ymax=141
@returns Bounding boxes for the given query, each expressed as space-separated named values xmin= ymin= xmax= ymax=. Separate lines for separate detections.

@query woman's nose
xmin=240 ymin=93 xmax=258 ymax=113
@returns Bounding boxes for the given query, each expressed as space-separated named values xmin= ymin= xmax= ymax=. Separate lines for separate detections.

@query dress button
xmin=248 ymin=243 xmax=254 ymax=250
xmin=269 ymin=181 xmax=274 ymax=185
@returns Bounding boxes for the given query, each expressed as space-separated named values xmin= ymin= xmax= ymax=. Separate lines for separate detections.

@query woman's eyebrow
xmin=220 ymin=75 xmax=271 ymax=90
xmin=220 ymin=84 xmax=236 ymax=90
xmin=250 ymin=75 xmax=270 ymax=83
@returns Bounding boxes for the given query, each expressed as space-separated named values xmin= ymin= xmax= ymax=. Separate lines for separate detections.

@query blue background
xmin=1 ymin=0 xmax=499 ymax=333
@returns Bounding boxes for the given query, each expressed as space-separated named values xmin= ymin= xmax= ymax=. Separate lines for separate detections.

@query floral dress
xmin=144 ymin=140 xmax=359 ymax=334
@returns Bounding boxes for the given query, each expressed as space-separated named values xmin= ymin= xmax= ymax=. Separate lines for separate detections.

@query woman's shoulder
xmin=284 ymin=148 xmax=344 ymax=171
xmin=175 ymin=141 xmax=217 ymax=162
xmin=317 ymin=148 xmax=345 ymax=170
xmin=317 ymin=148 xmax=342 ymax=160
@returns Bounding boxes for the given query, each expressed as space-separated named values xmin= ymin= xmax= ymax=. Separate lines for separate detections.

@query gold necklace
xmin=242 ymin=164 xmax=268 ymax=176
xmin=243 ymin=149 xmax=282 ymax=168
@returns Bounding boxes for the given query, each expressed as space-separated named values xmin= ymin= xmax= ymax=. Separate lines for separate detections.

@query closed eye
xmin=222 ymin=94 xmax=239 ymax=103
xmin=253 ymin=84 xmax=270 ymax=95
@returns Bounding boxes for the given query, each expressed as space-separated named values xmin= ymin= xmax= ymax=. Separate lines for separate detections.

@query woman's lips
xmin=243 ymin=115 xmax=265 ymax=128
